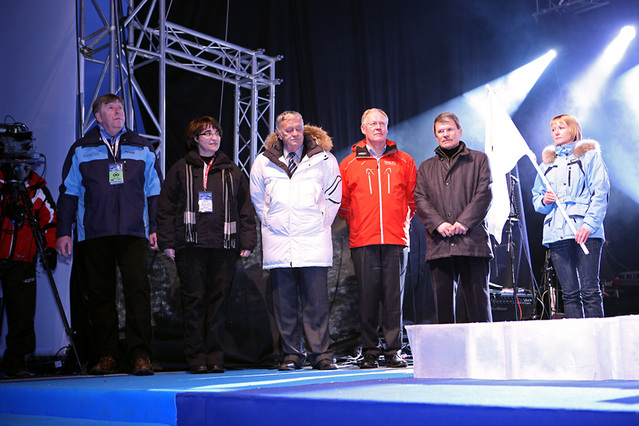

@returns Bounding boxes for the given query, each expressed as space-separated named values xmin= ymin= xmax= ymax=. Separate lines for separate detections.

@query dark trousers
xmin=175 ymin=247 xmax=236 ymax=367
xmin=77 ymin=236 xmax=152 ymax=362
xmin=351 ymin=244 xmax=407 ymax=357
xmin=429 ymin=256 xmax=492 ymax=324
xmin=270 ymin=267 xmax=332 ymax=367
xmin=1 ymin=261 xmax=36 ymax=369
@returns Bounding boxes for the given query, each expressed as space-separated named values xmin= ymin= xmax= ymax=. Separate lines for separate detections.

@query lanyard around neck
xmin=202 ymin=157 xmax=215 ymax=190
xmin=103 ymin=134 xmax=120 ymax=158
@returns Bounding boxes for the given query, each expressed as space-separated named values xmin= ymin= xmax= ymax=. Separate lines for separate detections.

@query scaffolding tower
xmin=76 ymin=0 xmax=282 ymax=176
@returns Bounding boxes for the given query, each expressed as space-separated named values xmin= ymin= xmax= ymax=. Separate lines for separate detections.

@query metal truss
xmin=76 ymin=0 xmax=281 ymax=175
xmin=534 ymin=0 xmax=610 ymax=19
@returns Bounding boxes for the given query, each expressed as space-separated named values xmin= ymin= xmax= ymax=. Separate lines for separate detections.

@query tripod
xmin=4 ymin=170 xmax=84 ymax=374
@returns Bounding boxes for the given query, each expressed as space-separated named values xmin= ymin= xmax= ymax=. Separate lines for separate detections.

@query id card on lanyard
xmin=105 ymin=135 xmax=125 ymax=185
xmin=198 ymin=157 xmax=215 ymax=213
xmin=109 ymin=163 xmax=125 ymax=185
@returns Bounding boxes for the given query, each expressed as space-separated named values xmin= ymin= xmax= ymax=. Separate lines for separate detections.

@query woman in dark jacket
xmin=156 ymin=116 xmax=256 ymax=373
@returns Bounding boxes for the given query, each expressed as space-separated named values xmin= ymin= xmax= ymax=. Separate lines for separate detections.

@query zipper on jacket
xmin=115 ymin=159 xmax=126 ymax=236
xmin=385 ymin=168 xmax=391 ymax=194
xmin=367 ymin=168 xmax=374 ymax=194
xmin=377 ymin=159 xmax=384 ymax=244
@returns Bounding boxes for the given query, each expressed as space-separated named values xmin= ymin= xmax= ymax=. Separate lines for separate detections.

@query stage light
xmin=601 ymin=25 xmax=636 ymax=65
xmin=568 ymin=26 xmax=636 ymax=121
xmin=467 ymin=49 xmax=557 ymax=116
xmin=605 ymin=64 xmax=639 ymax=204
xmin=620 ymin=25 xmax=636 ymax=41
xmin=619 ymin=64 xmax=639 ymax=118
xmin=384 ymin=50 xmax=554 ymax=160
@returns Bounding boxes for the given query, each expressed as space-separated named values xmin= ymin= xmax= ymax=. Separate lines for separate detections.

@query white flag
xmin=484 ymin=86 xmax=534 ymax=243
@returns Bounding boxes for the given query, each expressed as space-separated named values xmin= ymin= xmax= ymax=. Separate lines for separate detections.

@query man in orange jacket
xmin=339 ymin=108 xmax=416 ymax=369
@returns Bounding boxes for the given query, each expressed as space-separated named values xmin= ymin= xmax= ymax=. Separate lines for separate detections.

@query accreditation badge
xmin=109 ymin=163 xmax=125 ymax=185
xmin=198 ymin=191 xmax=213 ymax=213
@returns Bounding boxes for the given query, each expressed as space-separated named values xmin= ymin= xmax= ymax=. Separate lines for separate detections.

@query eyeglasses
xmin=198 ymin=130 xmax=220 ymax=137
xmin=364 ymin=121 xmax=387 ymax=128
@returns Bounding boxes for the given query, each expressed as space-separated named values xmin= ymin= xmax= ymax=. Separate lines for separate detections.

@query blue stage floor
xmin=1 ymin=367 xmax=639 ymax=425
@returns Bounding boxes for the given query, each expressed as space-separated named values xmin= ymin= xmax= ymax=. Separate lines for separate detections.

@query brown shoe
xmin=89 ymin=355 xmax=117 ymax=375
xmin=387 ymin=352 xmax=408 ymax=368
xmin=133 ymin=357 xmax=154 ymax=376
xmin=314 ymin=359 xmax=338 ymax=370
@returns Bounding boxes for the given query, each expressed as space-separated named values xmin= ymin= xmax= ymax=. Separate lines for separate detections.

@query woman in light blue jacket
xmin=532 ymin=114 xmax=610 ymax=318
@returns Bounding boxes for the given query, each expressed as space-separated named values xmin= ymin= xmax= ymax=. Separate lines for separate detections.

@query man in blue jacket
xmin=56 ymin=93 xmax=163 ymax=376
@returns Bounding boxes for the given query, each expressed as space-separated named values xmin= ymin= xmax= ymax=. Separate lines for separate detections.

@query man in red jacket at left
xmin=0 ymin=163 xmax=57 ymax=377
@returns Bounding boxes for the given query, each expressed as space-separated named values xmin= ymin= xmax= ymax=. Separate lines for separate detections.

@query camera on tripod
xmin=0 ymin=121 xmax=42 ymax=181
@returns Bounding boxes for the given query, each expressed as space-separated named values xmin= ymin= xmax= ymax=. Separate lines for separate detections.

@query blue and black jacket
xmin=57 ymin=126 xmax=163 ymax=242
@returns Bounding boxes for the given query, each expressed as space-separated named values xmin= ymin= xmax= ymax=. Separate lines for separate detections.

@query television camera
xmin=0 ymin=121 xmax=42 ymax=180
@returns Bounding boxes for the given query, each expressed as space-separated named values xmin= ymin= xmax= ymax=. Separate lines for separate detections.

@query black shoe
xmin=90 ymin=355 xmax=117 ymax=375
xmin=132 ymin=357 xmax=154 ymax=376
xmin=360 ymin=354 xmax=379 ymax=369
xmin=278 ymin=360 xmax=301 ymax=371
xmin=190 ymin=365 xmax=208 ymax=374
xmin=387 ymin=352 xmax=407 ymax=368
xmin=208 ymin=365 xmax=225 ymax=374
xmin=314 ymin=359 xmax=338 ymax=370
xmin=6 ymin=367 xmax=30 ymax=378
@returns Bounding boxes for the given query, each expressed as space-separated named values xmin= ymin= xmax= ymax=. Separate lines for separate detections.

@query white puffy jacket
xmin=250 ymin=125 xmax=342 ymax=269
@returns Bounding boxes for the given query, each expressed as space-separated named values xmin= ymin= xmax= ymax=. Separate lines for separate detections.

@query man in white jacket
xmin=250 ymin=111 xmax=342 ymax=371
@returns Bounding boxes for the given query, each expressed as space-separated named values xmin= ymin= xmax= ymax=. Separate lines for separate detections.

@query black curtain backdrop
xmin=141 ymin=0 xmax=549 ymax=165
xmin=137 ymin=0 xmax=639 ymax=296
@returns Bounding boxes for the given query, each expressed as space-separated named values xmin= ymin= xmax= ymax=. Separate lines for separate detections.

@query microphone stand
xmin=506 ymin=172 xmax=521 ymax=320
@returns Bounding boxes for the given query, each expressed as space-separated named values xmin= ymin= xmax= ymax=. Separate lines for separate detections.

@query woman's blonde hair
xmin=551 ymin=114 xmax=582 ymax=142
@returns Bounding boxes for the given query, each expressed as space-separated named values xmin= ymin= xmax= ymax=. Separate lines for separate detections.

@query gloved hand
xmin=44 ymin=247 xmax=57 ymax=271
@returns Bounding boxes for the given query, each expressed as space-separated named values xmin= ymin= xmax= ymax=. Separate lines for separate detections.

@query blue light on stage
xmin=387 ymin=50 xmax=555 ymax=160
xmin=568 ymin=26 xmax=637 ymax=121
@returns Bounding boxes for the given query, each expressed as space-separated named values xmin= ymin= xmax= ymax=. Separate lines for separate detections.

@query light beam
xmin=384 ymin=51 xmax=555 ymax=161
xmin=568 ymin=26 xmax=636 ymax=121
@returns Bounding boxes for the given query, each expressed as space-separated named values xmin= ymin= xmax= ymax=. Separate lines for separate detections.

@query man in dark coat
xmin=414 ymin=112 xmax=493 ymax=324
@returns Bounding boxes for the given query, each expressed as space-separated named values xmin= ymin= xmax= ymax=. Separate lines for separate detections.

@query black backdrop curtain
xmin=137 ymin=0 xmax=546 ymax=169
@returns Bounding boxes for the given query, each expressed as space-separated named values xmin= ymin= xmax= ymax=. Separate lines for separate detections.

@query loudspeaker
xmin=490 ymin=291 xmax=534 ymax=322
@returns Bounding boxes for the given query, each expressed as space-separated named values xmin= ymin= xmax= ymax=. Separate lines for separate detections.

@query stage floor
xmin=2 ymin=366 xmax=639 ymax=425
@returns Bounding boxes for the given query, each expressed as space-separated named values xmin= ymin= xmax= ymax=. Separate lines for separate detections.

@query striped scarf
xmin=184 ymin=163 xmax=237 ymax=248
xmin=222 ymin=168 xmax=237 ymax=249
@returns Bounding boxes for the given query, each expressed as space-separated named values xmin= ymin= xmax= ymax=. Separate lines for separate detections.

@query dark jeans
xmin=428 ymin=256 xmax=492 ymax=324
xmin=351 ymin=244 xmax=407 ymax=357
xmin=270 ymin=267 xmax=332 ymax=367
xmin=549 ymin=238 xmax=604 ymax=318
xmin=1 ymin=261 xmax=36 ymax=370
xmin=77 ymin=236 xmax=152 ymax=362
xmin=175 ymin=247 xmax=237 ymax=368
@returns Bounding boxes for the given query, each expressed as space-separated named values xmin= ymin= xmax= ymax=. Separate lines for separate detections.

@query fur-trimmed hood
xmin=264 ymin=125 xmax=333 ymax=151
xmin=542 ymin=139 xmax=601 ymax=164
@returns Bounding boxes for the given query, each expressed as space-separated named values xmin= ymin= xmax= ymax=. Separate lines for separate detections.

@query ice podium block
xmin=406 ymin=315 xmax=639 ymax=380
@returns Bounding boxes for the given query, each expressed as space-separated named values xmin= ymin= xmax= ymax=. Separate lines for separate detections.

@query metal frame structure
xmin=76 ymin=0 xmax=281 ymax=175
xmin=534 ymin=0 xmax=610 ymax=19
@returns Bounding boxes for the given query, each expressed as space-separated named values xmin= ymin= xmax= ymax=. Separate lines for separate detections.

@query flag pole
xmin=483 ymin=84 xmax=588 ymax=255
xmin=524 ymin=152 xmax=590 ymax=255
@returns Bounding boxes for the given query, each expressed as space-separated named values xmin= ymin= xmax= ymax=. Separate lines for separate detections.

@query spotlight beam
xmin=568 ymin=26 xmax=636 ymax=121
xmin=383 ymin=50 xmax=555 ymax=162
